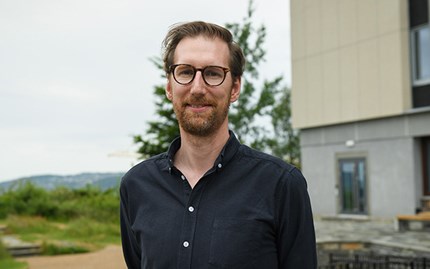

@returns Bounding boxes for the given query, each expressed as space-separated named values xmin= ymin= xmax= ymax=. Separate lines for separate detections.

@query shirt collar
xmin=164 ymin=130 xmax=241 ymax=173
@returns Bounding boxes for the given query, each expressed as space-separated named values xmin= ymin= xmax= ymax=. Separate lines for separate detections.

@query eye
xmin=204 ymin=67 xmax=223 ymax=78
xmin=175 ymin=65 xmax=194 ymax=77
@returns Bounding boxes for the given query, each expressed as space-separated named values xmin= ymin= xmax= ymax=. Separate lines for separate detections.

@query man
xmin=120 ymin=21 xmax=317 ymax=268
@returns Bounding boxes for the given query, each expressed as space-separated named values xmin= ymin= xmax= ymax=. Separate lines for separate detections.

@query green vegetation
xmin=0 ymin=259 xmax=27 ymax=269
xmin=0 ymin=182 xmax=121 ymax=265
xmin=0 ymin=182 xmax=119 ymax=222
xmin=0 ymin=239 xmax=9 ymax=259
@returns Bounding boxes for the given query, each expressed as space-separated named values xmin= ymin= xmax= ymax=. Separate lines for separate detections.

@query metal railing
xmin=318 ymin=253 xmax=430 ymax=269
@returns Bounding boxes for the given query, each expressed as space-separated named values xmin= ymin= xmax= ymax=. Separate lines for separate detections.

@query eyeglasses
xmin=169 ymin=64 xmax=230 ymax=86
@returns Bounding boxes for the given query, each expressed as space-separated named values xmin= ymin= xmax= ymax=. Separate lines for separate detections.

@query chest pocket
xmin=208 ymin=219 xmax=265 ymax=268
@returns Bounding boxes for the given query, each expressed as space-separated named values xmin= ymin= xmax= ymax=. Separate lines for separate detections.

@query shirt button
xmin=188 ymin=206 xmax=194 ymax=212
xmin=217 ymin=163 xmax=222 ymax=168
xmin=183 ymin=241 xmax=189 ymax=248
xmin=181 ymin=175 xmax=186 ymax=180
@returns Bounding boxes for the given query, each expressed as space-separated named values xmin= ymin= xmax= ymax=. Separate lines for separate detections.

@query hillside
xmin=0 ymin=172 xmax=125 ymax=191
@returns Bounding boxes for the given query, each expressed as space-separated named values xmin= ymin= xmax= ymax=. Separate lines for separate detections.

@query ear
xmin=230 ymin=77 xmax=241 ymax=103
xmin=166 ymin=79 xmax=173 ymax=101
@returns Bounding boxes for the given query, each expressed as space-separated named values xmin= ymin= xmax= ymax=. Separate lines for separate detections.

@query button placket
xmin=177 ymin=173 xmax=208 ymax=267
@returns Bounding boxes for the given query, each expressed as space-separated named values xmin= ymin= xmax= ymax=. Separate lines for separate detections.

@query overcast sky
xmin=0 ymin=0 xmax=291 ymax=182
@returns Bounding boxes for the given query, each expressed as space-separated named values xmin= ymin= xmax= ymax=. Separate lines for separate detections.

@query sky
xmin=0 ymin=0 xmax=291 ymax=182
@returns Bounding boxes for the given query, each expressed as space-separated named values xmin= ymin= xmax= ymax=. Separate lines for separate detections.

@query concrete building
xmin=290 ymin=0 xmax=430 ymax=218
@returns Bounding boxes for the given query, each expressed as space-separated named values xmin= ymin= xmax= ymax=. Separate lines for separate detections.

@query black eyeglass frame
xmin=169 ymin=64 xmax=231 ymax=86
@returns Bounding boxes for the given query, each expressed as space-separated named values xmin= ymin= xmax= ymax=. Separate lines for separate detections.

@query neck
xmin=174 ymin=127 xmax=230 ymax=187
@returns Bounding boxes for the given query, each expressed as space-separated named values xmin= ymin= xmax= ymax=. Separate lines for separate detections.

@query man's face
xmin=166 ymin=36 xmax=240 ymax=137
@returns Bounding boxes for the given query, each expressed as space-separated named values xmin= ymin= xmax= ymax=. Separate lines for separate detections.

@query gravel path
xmin=17 ymin=245 xmax=127 ymax=269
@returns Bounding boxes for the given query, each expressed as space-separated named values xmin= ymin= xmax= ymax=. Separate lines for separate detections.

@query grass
xmin=0 ymin=215 xmax=120 ymax=268
xmin=2 ymin=215 xmax=121 ymax=253
xmin=0 ymin=259 xmax=27 ymax=269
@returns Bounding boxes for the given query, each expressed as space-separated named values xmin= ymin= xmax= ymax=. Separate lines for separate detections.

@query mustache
xmin=183 ymin=96 xmax=216 ymax=107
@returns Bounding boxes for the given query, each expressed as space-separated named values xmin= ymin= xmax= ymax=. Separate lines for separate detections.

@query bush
xmin=0 ymin=182 xmax=120 ymax=222
xmin=0 ymin=182 xmax=59 ymax=218
xmin=41 ymin=241 xmax=89 ymax=255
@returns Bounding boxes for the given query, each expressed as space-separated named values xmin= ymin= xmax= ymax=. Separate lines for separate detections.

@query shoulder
xmin=237 ymin=144 xmax=296 ymax=172
xmin=121 ymin=152 xmax=167 ymax=186
xmin=237 ymin=144 xmax=307 ymax=187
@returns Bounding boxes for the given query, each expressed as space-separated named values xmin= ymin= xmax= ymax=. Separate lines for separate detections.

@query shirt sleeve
xmin=120 ymin=181 xmax=141 ymax=269
xmin=276 ymin=167 xmax=317 ymax=268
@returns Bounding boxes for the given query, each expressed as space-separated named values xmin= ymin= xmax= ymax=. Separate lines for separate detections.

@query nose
xmin=189 ymin=70 xmax=206 ymax=95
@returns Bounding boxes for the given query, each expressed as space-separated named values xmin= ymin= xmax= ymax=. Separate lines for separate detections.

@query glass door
xmin=339 ymin=158 xmax=367 ymax=214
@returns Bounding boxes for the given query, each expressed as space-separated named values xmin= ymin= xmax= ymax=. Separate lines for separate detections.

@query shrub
xmin=0 ymin=182 xmax=59 ymax=218
xmin=0 ymin=182 xmax=120 ymax=222
xmin=41 ymin=241 xmax=89 ymax=255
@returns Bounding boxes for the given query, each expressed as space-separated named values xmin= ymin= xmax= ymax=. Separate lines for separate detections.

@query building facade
xmin=290 ymin=0 xmax=430 ymax=218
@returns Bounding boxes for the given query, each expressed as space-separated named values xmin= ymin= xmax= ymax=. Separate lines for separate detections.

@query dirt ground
xmin=17 ymin=245 xmax=127 ymax=269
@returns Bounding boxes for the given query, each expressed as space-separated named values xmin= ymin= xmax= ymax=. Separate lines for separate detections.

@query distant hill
xmin=0 ymin=172 xmax=125 ymax=191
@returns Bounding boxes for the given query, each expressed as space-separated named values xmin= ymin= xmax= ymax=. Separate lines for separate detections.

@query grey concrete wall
xmin=363 ymin=138 xmax=415 ymax=216
xmin=302 ymin=145 xmax=338 ymax=216
xmin=301 ymin=109 xmax=430 ymax=218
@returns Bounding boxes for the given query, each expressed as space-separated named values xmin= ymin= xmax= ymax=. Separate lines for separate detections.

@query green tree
xmin=224 ymin=2 xmax=280 ymax=150
xmin=133 ymin=58 xmax=178 ymax=159
xmin=266 ymin=88 xmax=301 ymax=167
xmin=133 ymin=0 xmax=300 ymax=166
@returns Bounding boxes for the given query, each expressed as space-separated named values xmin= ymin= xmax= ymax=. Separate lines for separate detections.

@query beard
xmin=173 ymin=93 xmax=231 ymax=137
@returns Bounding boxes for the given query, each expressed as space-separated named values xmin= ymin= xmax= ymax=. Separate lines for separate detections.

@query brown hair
xmin=162 ymin=21 xmax=245 ymax=79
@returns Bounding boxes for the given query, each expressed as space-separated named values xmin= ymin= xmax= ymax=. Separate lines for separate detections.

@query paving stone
xmin=315 ymin=218 xmax=430 ymax=256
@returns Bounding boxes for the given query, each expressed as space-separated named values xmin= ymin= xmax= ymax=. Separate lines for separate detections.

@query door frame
xmin=422 ymin=137 xmax=430 ymax=196
xmin=335 ymin=152 xmax=369 ymax=216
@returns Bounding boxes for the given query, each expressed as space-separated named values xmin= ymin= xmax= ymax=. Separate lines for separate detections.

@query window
xmin=411 ymin=25 xmax=430 ymax=86
xmin=409 ymin=0 xmax=430 ymax=108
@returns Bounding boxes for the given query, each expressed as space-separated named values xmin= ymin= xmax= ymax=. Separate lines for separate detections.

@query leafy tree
xmin=133 ymin=58 xmax=178 ymax=159
xmin=133 ymin=0 xmax=300 ymax=166
xmin=224 ymin=2 xmax=280 ymax=149
xmin=266 ymin=88 xmax=301 ymax=167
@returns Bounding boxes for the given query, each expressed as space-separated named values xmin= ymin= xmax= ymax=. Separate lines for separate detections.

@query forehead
xmin=174 ymin=36 xmax=230 ymax=67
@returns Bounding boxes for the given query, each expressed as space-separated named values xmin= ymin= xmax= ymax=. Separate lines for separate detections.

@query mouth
xmin=189 ymin=104 xmax=208 ymax=108
xmin=186 ymin=103 xmax=212 ymax=113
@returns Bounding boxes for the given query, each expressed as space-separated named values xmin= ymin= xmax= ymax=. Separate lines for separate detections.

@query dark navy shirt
xmin=120 ymin=132 xmax=317 ymax=269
